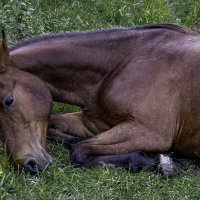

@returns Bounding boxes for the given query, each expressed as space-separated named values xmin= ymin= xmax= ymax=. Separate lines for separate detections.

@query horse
xmin=9 ymin=24 xmax=200 ymax=174
xmin=0 ymin=32 xmax=53 ymax=174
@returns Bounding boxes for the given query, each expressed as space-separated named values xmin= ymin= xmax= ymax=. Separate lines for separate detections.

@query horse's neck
xmin=10 ymin=36 xmax=126 ymax=106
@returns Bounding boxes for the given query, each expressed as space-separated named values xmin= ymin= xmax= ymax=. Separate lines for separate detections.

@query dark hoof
xmin=128 ymin=152 xmax=155 ymax=172
xmin=48 ymin=128 xmax=85 ymax=149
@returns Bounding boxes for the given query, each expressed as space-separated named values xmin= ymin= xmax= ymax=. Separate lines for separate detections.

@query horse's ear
xmin=0 ymin=30 xmax=9 ymax=73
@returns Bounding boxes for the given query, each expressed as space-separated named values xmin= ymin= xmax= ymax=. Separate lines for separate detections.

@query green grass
xmin=1 ymin=0 xmax=200 ymax=43
xmin=2 ymin=141 xmax=200 ymax=200
xmin=1 ymin=0 xmax=200 ymax=199
xmin=52 ymin=102 xmax=80 ymax=114
xmin=1 ymin=141 xmax=200 ymax=200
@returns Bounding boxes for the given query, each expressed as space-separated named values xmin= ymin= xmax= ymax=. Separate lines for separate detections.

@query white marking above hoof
xmin=158 ymin=154 xmax=178 ymax=176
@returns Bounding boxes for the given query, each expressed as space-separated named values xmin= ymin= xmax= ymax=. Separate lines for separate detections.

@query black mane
xmin=10 ymin=24 xmax=190 ymax=51
xmin=132 ymin=23 xmax=189 ymax=32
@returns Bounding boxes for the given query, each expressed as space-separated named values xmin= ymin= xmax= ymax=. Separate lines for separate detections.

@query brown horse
xmin=0 ymin=32 xmax=53 ymax=173
xmin=9 ymin=24 xmax=200 ymax=173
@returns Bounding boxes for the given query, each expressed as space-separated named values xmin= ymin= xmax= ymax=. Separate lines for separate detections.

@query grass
xmin=1 ymin=142 xmax=200 ymax=200
xmin=2 ymin=142 xmax=200 ymax=200
xmin=1 ymin=0 xmax=200 ymax=199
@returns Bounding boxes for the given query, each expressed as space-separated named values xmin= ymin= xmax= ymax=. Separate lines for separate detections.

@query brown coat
xmin=10 ymin=24 xmax=200 ymax=171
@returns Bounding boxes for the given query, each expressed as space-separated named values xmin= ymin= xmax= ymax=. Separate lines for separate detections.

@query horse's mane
xmin=10 ymin=24 xmax=191 ymax=51
xmin=132 ymin=23 xmax=189 ymax=33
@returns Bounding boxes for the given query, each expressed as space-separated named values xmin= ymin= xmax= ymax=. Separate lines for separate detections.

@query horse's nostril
xmin=24 ymin=158 xmax=38 ymax=174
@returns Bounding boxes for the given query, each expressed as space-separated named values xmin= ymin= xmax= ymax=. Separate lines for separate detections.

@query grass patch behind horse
xmin=1 ymin=0 xmax=200 ymax=199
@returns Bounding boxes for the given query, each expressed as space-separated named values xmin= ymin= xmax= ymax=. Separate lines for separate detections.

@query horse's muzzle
xmin=22 ymin=150 xmax=52 ymax=174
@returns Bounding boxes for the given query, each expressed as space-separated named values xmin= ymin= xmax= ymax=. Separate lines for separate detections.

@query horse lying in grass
xmin=9 ymin=24 xmax=200 ymax=175
xmin=0 ymin=32 xmax=53 ymax=173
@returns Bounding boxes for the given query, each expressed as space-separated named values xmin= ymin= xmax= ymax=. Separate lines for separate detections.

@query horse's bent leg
xmin=76 ymin=151 xmax=156 ymax=173
xmin=48 ymin=128 xmax=85 ymax=148
xmin=48 ymin=111 xmax=94 ymax=143
xmin=71 ymin=151 xmax=178 ymax=175
xmin=70 ymin=121 xmax=173 ymax=172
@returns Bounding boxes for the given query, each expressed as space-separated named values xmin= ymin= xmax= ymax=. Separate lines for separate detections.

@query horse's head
xmin=0 ymin=31 xmax=53 ymax=173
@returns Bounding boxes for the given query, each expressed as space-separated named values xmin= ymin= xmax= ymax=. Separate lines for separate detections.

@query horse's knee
xmin=70 ymin=142 xmax=92 ymax=166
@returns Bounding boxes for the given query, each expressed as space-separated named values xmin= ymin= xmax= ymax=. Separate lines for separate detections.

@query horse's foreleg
xmin=48 ymin=128 xmax=85 ymax=148
xmin=79 ymin=151 xmax=157 ymax=173
xmin=70 ymin=120 xmax=173 ymax=173
xmin=71 ymin=151 xmax=178 ymax=176
xmin=48 ymin=111 xmax=94 ymax=144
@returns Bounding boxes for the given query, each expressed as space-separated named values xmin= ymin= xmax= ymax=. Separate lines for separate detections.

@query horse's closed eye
xmin=4 ymin=96 xmax=14 ymax=107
